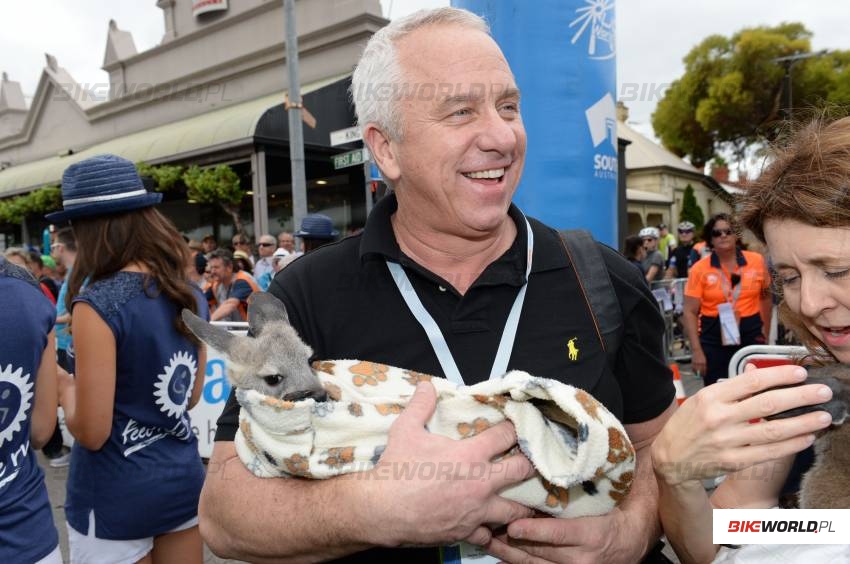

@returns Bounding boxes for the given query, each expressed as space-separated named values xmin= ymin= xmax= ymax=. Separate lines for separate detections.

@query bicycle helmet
xmin=677 ymin=221 xmax=695 ymax=231
xmin=638 ymin=227 xmax=659 ymax=239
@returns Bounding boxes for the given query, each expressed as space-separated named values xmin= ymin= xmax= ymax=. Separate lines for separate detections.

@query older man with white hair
xmin=253 ymin=233 xmax=279 ymax=290
xmin=201 ymin=8 xmax=674 ymax=564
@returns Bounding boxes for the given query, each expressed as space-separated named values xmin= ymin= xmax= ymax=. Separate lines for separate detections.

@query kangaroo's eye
xmin=263 ymin=375 xmax=283 ymax=386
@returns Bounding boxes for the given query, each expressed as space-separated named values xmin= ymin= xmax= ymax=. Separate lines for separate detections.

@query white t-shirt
xmin=713 ymin=543 xmax=850 ymax=563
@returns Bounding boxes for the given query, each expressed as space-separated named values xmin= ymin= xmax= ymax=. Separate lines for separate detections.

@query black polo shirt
xmin=214 ymin=193 xmax=674 ymax=563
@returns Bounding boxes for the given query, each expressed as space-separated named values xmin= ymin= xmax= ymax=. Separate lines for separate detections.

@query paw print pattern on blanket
xmin=312 ymin=361 xmax=337 ymax=375
xmin=543 ymin=479 xmax=571 ymax=510
xmin=321 ymin=447 xmax=355 ymax=468
xmin=283 ymin=453 xmax=312 ymax=477
xmin=472 ymin=394 xmax=508 ymax=408
xmin=403 ymin=369 xmax=433 ymax=386
xmin=609 ymin=471 xmax=634 ymax=503
xmin=350 ymin=361 xmax=389 ymax=386
xmin=457 ymin=417 xmax=492 ymax=438
xmin=260 ymin=396 xmax=297 ymax=412
xmin=348 ymin=402 xmax=364 ymax=417
xmin=375 ymin=403 xmax=404 ymax=416
xmin=607 ymin=427 xmax=634 ymax=465
xmin=575 ymin=389 xmax=601 ymax=422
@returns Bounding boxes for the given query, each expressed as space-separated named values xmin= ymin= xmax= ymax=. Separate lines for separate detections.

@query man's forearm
xmin=211 ymin=299 xmax=240 ymax=321
xmin=201 ymin=443 xmax=375 ymax=562
xmin=656 ymin=477 xmax=716 ymax=564
xmin=618 ymin=445 xmax=663 ymax=558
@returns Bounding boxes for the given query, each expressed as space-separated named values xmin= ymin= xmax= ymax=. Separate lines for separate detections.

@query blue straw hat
xmin=294 ymin=213 xmax=339 ymax=240
xmin=45 ymin=154 xmax=162 ymax=223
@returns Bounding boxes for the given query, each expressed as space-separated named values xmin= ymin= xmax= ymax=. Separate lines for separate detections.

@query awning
xmin=627 ymin=188 xmax=671 ymax=204
xmin=0 ymin=73 xmax=351 ymax=197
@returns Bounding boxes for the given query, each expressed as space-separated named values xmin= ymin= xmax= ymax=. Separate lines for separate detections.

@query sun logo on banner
xmin=153 ymin=352 xmax=197 ymax=419
xmin=569 ymin=0 xmax=615 ymax=60
xmin=0 ymin=365 xmax=33 ymax=448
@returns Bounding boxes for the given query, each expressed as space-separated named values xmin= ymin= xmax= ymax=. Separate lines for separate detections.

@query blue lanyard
xmin=386 ymin=216 xmax=534 ymax=385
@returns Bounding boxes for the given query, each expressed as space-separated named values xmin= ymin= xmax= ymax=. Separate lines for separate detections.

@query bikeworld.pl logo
xmin=714 ymin=509 xmax=849 ymax=545
xmin=727 ymin=520 xmax=835 ymax=533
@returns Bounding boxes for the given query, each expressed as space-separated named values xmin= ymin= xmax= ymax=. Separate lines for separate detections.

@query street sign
xmin=330 ymin=126 xmax=363 ymax=146
xmin=332 ymin=148 xmax=370 ymax=170
xmin=369 ymin=162 xmax=382 ymax=182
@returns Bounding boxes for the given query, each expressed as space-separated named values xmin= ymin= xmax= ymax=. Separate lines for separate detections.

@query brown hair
xmin=67 ymin=207 xmax=200 ymax=344
xmin=740 ymin=116 xmax=850 ymax=243
xmin=739 ymin=116 xmax=850 ymax=359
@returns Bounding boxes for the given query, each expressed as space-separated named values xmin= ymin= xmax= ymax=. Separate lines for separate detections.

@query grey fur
xmin=765 ymin=364 xmax=850 ymax=508
xmin=182 ymin=293 xmax=327 ymax=402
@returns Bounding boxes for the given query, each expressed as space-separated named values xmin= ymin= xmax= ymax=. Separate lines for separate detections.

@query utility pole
xmin=284 ymin=0 xmax=308 ymax=239
xmin=772 ymin=50 xmax=828 ymax=121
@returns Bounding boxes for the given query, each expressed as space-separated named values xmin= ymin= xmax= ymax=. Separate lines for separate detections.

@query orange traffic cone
xmin=671 ymin=363 xmax=687 ymax=405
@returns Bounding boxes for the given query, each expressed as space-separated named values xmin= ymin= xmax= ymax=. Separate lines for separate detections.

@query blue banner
xmin=452 ymin=0 xmax=618 ymax=246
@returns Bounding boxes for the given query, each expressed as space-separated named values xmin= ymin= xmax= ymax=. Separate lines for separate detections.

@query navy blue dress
xmin=65 ymin=272 xmax=208 ymax=539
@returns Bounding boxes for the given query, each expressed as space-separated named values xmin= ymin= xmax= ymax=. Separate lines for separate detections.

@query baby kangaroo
xmin=181 ymin=293 xmax=327 ymax=402
xmin=765 ymin=364 xmax=849 ymax=509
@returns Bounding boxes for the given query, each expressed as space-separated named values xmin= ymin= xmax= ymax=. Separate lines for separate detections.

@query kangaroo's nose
xmin=283 ymin=389 xmax=329 ymax=402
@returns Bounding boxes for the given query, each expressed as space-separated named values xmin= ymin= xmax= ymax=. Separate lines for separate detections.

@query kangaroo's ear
xmin=247 ymin=292 xmax=290 ymax=336
xmin=182 ymin=308 xmax=236 ymax=354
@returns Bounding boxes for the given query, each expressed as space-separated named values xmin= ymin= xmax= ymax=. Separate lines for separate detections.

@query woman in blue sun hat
xmin=49 ymin=154 xmax=208 ymax=563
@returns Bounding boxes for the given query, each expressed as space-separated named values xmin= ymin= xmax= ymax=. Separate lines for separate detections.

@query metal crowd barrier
xmin=650 ymin=278 xmax=691 ymax=363
xmin=726 ymin=344 xmax=808 ymax=380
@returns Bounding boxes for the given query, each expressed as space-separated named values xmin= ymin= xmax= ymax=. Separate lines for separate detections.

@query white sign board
xmin=330 ymin=126 xmax=363 ymax=147
xmin=193 ymin=0 xmax=228 ymax=17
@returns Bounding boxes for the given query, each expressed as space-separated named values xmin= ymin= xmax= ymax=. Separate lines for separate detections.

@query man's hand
xmin=484 ymin=506 xmax=644 ymax=564
xmin=358 ymin=381 xmax=536 ymax=548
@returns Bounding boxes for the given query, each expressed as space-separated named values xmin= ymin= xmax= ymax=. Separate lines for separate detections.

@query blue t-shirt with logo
xmin=0 ymin=258 xmax=58 ymax=563
xmin=66 ymin=272 xmax=209 ymax=539
xmin=55 ymin=268 xmax=72 ymax=352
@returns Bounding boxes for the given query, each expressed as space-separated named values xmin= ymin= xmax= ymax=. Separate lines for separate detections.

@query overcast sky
xmin=2 ymin=0 xmax=849 ymax=143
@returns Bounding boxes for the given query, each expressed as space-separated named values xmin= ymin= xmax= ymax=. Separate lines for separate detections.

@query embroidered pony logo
xmin=567 ymin=338 xmax=580 ymax=361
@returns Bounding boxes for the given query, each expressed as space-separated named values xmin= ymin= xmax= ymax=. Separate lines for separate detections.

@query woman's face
xmin=710 ymin=219 xmax=737 ymax=253
xmin=765 ymin=219 xmax=850 ymax=363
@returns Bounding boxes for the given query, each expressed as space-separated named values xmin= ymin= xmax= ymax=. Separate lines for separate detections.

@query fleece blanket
xmin=235 ymin=360 xmax=635 ymax=518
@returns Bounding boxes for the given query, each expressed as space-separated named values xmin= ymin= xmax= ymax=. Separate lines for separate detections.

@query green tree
xmin=679 ymin=184 xmax=705 ymax=237
xmin=652 ymin=23 xmax=850 ymax=167
xmin=182 ymin=165 xmax=247 ymax=237
xmin=136 ymin=162 xmax=185 ymax=192
xmin=0 ymin=185 xmax=61 ymax=226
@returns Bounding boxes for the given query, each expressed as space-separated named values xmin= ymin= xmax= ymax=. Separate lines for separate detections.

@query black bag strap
xmin=558 ymin=229 xmax=624 ymax=370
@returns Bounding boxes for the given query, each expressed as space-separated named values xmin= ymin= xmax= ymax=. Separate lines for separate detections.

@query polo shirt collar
xmin=709 ymin=247 xmax=747 ymax=268
xmin=359 ymin=193 xmax=568 ymax=288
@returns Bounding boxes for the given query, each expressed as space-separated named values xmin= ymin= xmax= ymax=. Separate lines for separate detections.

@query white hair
xmin=350 ymin=7 xmax=490 ymax=142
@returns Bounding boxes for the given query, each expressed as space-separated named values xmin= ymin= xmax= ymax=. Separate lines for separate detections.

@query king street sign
xmin=333 ymin=148 xmax=370 ymax=170
xmin=329 ymin=126 xmax=363 ymax=147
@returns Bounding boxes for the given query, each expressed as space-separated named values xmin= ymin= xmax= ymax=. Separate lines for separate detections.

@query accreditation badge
xmin=717 ymin=302 xmax=741 ymax=346
xmin=440 ymin=542 xmax=498 ymax=564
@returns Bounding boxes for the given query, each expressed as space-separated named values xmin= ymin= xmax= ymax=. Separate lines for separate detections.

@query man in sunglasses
xmin=253 ymin=234 xmax=280 ymax=290
xmin=639 ymin=227 xmax=666 ymax=282
xmin=666 ymin=221 xmax=697 ymax=279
